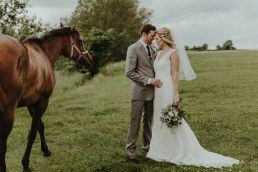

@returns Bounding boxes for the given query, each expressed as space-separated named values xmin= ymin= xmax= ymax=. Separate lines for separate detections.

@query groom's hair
xmin=140 ymin=24 xmax=156 ymax=35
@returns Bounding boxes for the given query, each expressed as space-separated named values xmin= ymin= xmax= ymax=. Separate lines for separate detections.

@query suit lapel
xmin=137 ymin=40 xmax=153 ymax=65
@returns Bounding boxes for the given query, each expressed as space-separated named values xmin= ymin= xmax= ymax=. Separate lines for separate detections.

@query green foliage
xmin=6 ymin=50 xmax=258 ymax=171
xmin=66 ymin=0 xmax=152 ymax=75
xmin=0 ymin=0 xmax=49 ymax=40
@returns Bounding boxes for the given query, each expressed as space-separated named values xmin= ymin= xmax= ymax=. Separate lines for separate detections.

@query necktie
xmin=146 ymin=45 xmax=152 ymax=60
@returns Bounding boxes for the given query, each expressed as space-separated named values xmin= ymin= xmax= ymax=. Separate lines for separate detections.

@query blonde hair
xmin=156 ymin=28 xmax=176 ymax=48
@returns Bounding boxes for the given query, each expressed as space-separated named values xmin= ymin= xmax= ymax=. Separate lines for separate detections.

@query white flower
xmin=160 ymin=103 xmax=185 ymax=132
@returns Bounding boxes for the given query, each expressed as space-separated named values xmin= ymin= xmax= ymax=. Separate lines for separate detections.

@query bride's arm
xmin=170 ymin=50 xmax=180 ymax=104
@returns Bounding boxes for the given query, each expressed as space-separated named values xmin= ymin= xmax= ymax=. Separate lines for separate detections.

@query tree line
xmin=185 ymin=40 xmax=236 ymax=51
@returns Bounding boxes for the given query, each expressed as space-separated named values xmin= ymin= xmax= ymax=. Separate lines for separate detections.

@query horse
xmin=0 ymin=24 xmax=94 ymax=172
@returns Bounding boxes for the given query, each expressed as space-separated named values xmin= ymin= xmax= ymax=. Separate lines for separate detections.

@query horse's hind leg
xmin=22 ymin=99 xmax=49 ymax=172
xmin=38 ymin=119 xmax=51 ymax=156
xmin=27 ymin=106 xmax=51 ymax=156
xmin=0 ymin=111 xmax=15 ymax=172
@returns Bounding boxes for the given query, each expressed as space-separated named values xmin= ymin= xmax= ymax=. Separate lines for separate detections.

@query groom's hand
xmin=151 ymin=79 xmax=163 ymax=88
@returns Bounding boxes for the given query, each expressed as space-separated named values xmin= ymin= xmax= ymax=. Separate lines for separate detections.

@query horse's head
xmin=61 ymin=24 xmax=94 ymax=69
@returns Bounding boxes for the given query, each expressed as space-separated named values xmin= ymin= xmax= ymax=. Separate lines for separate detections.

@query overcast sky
xmin=27 ymin=0 xmax=258 ymax=49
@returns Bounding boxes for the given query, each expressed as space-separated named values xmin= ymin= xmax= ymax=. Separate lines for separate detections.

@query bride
xmin=146 ymin=27 xmax=239 ymax=168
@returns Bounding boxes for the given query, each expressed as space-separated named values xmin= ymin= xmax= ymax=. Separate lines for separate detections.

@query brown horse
xmin=0 ymin=24 xmax=93 ymax=172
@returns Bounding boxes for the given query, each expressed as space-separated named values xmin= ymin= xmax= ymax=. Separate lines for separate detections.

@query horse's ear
xmin=60 ymin=23 xmax=64 ymax=28
xmin=71 ymin=23 xmax=77 ymax=31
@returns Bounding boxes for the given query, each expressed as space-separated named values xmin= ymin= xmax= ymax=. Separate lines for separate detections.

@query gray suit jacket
xmin=125 ymin=40 xmax=155 ymax=100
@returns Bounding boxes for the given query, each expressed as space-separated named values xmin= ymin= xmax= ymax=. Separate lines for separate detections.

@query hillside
xmin=7 ymin=50 xmax=258 ymax=172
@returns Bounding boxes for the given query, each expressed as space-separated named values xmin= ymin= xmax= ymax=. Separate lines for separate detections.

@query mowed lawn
xmin=6 ymin=50 xmax=258 ymax=172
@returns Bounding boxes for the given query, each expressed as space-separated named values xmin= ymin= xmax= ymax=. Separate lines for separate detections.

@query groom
xmin=125 ymin=24 xmax=163 ymax=162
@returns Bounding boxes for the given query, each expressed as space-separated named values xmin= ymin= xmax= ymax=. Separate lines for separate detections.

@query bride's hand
xmin=173 ymin=96 xmax=180 ymax=106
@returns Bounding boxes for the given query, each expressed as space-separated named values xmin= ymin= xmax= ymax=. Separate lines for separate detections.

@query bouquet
xmin=160 ymin=103 xmax=186 ymax=133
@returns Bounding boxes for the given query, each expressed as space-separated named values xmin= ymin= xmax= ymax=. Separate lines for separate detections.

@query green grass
xmin=5 ymin=50 xmax=258 ymax=171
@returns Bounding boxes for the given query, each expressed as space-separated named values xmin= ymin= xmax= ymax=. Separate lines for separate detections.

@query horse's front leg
xmin=0 ymin=137 xmax=7 ymax=172
xmin=22 ymin=114 xmax=40 ymax=172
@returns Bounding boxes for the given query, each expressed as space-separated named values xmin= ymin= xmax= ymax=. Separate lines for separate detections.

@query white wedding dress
xmin=146 ymin=49 xmax=239 ymax=168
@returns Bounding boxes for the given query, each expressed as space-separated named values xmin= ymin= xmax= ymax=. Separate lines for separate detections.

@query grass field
xmin=5 ymin=50 xmax=258 ymax=172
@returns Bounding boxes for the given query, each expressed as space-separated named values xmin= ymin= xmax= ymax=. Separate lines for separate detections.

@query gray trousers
xmin=126 ymin=99 xmax=153 ymax=159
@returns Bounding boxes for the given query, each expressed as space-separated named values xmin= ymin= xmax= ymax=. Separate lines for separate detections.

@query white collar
xmin=140 ymin=39 xmax=149 ymax=48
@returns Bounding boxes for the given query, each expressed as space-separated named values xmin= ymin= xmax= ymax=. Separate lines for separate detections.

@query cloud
xmin=28 ymin=0 xmax=77 ymax=9
xmin=27 ymin=0 xmax=258 ymax=49
xmin=28 ymin=7 xmax=74 ymax=27
xmin=27 ymin=0 xmax=78 ymax=26
xmin=139 ymin=0 xmax=258 ymax=49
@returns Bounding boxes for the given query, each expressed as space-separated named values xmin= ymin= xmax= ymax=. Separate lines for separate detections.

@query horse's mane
xmin=23 ymin=27 xmax=78 ymax=45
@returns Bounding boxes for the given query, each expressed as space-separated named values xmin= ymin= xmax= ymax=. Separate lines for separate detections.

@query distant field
xmin=6 ymin=50 xmax=258 ymax=171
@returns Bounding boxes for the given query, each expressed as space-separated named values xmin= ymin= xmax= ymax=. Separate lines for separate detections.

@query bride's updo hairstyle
xmin=156 ymin=28 xmax=176 ymax=48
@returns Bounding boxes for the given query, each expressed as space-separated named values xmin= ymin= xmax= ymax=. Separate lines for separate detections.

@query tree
xmin=85 ymin=27 xmax=114 ymax=75
xmin=0 ymin=0 xmax=47 ymax=40
xmin=223 ymin=40 xmax=234 ymax=50
xmin=69 ymin=0 xmax=152 ymax=62
xmin=216 ymin=40 xmax=236 ymax=51
xmin=216 ymin=45 xmax=222 ymax=50
xmin=185 ymin=45 xmax=189 ymax=50
xmin=202 ymin=43 xmax=208 ymax=50
xmin=192 ymin=46 xmax=197 ymax=50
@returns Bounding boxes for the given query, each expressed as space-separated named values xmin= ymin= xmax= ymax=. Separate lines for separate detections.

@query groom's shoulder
xmin=130 ymin=40 xmax=141 ymax=47
xmin=128 ymin=40 xmax=141 ymax=50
